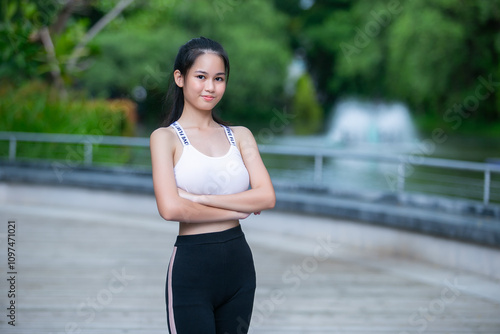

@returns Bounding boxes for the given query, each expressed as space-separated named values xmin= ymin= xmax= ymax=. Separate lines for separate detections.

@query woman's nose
xmin=205 ymin=80 xmax=215 ymax=92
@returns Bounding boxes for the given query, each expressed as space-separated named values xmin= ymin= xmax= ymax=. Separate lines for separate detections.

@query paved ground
xmin=0 ymin=182 xmax=499 ymax=334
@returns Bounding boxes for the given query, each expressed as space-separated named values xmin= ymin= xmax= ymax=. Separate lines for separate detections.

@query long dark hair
xmin=162 ymin=37 xmax=230 ymax=126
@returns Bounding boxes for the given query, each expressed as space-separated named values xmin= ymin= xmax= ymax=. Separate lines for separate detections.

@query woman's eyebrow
xmin=194 ymin=70 xmax=226 ymax=76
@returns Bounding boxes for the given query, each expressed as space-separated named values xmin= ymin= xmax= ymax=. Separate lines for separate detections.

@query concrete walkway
xmin=0 ymin=182 xmax=499 ymax=333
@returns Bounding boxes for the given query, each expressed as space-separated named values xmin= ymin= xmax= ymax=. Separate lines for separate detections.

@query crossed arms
xmin=150 ymin=126 xmax=275 ymax=223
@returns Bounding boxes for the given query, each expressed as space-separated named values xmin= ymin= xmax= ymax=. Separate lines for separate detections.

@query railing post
xmin=9 ymin=136 xmax=17 ymax=162
xmin=397 ymin=162 xmax=406 ymax=193
xmin=483 ymin=169 xmax=491 ymax=205
xmin=84 ymin=142 xmax=93 ymax=166
xmin=314 ymin=154 xmax=323 ymax=183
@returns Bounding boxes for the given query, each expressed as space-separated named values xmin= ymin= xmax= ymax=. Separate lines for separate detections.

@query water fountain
xmin=267 ymin=98 xmax=420 ymax=192
xmin=270 ymin=98 xmax=418 ymax=151
xmin=327 ymin=99 xmax=418 ymax=145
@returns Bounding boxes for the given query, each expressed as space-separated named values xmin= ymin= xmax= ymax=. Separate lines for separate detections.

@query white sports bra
xmin=171 ymin=121 xmax=250 ymax=195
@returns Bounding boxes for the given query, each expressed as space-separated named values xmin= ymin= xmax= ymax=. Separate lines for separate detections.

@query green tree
xmin=291 ymin=0 xmax=500 ymax=131
xmin=80 ymin=0 xmax=292 ymax=129
xmin=0 ymin=0 xmax=137 ymax=96
xmin=292 ymin=73 xmax=323 ymax=135
xmin=0 ymin=1 xmax=59 ymax=84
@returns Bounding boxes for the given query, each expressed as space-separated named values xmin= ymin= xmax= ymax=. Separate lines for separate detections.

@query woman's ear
xmin=174 ymin=70 xmax=184 ymax=88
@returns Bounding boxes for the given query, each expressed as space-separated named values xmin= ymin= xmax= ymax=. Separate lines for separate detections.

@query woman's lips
xmin=202 ymin=95 xmax=215 ymax=102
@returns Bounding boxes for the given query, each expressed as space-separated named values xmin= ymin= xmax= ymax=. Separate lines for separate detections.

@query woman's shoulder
xmin=228 ymin=125 xmax=258 ymax=148
xmin=228 ymin=125 xmax=253 ymax=138
xmin=150 ymin=126 xmax=178 ymax=145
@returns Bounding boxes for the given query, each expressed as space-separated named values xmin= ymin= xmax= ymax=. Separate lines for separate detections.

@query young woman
xmin=150 ymin=37 xmax=276 ymax=333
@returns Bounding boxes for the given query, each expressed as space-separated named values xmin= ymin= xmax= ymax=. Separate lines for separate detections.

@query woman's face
xmin=176 ymin=53 xmax=227 ymax=113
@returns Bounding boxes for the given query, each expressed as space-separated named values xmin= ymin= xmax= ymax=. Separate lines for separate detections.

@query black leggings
xmin=166 ymin=225 xmax=256 ymax=334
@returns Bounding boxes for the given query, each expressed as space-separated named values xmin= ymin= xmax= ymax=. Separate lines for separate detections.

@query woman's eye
xmin=215 ymin=77 xmax=224 ymax=82
xmin=197 ymin=75 xmax=205 ymax=79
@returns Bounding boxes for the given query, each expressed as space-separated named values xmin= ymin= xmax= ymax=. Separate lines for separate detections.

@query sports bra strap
xmin=171 ymin=121 xmax=190 ymax=146
xmin=171 ymin=121 xmax=236 ymax=147
xmin=222 ymin=125 xmax=237 ymax=147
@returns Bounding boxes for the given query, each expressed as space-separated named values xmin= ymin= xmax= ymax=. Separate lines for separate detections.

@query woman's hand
xmin=178 ymin=188 xmax=260 ymax=218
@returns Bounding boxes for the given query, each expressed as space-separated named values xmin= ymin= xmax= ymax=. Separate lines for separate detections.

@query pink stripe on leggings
xmin=168 ymin=246 xmax=177 ymax=334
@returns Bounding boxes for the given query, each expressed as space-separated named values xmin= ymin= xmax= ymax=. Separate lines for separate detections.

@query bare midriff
xmin=178 ymin=220 xmax=240 ymax=236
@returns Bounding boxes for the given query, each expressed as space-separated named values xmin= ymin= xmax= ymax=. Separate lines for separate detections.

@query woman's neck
xmin=177 ymin=105 xmax=217 ymax=129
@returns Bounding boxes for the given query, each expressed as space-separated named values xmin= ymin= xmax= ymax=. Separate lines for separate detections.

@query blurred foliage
xmin=292 ymin=0 xmax=500 ymax=130
xmin=81 ymin=0 xmax=292 ymax=129
xmin=0 ymin=80 xmax=134 ymax=136
xmin=1 ymin=0 xmax=499 ymax=137
xmin=0 ymin=80 xmax=135 ymax=164
xmin=292 ymin=73 xmax=323 ymax=135
xmin=0 ymin=0 xmax=58 ymax=83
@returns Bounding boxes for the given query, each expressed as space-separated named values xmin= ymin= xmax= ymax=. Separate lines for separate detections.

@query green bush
xmin=0 ymin=81 xmax=134 ymax=135
xmin=0 ymin=81 xmax=136 ymax=165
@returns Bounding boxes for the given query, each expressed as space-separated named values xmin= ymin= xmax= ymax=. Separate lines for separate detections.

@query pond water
xmin=262 ymin=99 xmax=500 ymax=203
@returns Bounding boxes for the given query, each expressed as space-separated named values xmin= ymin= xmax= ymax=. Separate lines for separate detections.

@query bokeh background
xmin=2 ymin=0 xmax=500 ymax=204
xmin=2 ymin=0 xmax=499 ymax=139
xmin=1 ymin=1 xmax=500 ymax=332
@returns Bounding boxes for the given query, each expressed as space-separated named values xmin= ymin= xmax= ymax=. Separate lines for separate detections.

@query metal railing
xmin=258 ymin=145 xmax=500 ymax=205
xmin=1 ymin=131 xmax=500 ymax=205
xmin=0 ymin=131 xmax=150 ymax=166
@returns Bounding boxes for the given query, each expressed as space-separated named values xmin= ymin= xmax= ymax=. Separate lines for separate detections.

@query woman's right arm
xmin=150 ymin=128 xmax=249 ymax=223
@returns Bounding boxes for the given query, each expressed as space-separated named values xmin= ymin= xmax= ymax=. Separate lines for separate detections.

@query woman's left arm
xmin=180 ymin=126 xmax=276 ymax=213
